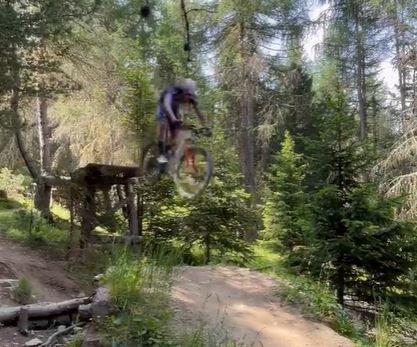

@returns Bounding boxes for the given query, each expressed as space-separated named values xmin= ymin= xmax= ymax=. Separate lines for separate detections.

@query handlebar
xmin=177 ymin=123 xmax=212 ymax=137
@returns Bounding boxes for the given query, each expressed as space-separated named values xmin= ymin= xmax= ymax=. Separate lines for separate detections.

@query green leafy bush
xmin=0 ymin=168 xmax=26 ymax=195
xmin=0 ymin=201 xmax=68 ymax=251
xmin=12 ymin=277 xmax=33 ymax=305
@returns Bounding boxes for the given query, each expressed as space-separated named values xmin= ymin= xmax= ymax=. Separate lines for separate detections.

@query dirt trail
xmin=0 ymin=234 xmax=355 ymax=347
xmin=171 ymin=266 xmax=354 ymax=347
xmin=0 ymin=235 xmax=80 ymax=303
xmin=0 ymin=234 xmax=81 ymax=346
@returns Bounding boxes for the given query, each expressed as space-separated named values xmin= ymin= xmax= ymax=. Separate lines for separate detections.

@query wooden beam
xmin=41 ymin=175 xmax=72 ymax=188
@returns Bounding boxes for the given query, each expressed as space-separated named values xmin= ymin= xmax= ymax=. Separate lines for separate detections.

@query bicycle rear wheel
xmin=173 ymin=146 xmax=212 ymax=198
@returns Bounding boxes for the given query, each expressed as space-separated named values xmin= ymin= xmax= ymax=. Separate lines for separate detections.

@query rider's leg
xmin=157 ymin=120 xmax=169 ymax=163
xmin=167 ymin=119 xmax=178 ymax=152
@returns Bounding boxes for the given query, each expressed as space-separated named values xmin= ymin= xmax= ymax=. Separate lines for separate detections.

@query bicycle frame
xmin=166 ymin=127 xmax=193 ymax=175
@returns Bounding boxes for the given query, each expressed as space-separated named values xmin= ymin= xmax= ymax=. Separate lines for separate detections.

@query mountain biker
xmin=156 ymin=79 xmax=207 ymax=163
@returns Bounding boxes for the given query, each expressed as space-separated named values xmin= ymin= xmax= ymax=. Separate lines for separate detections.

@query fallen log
xmin=0 ymin=297 xmax=92 ymax=325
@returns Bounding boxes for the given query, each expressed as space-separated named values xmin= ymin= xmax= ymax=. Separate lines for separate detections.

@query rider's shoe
xmin=157 ymin=155 xmax=168 ymax=164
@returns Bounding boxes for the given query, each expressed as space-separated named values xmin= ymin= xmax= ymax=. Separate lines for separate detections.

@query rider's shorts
xmin=156 ymin=105 xmax=167 ymax=122
xmin=156 ymin=105 xmax=179 ymax=134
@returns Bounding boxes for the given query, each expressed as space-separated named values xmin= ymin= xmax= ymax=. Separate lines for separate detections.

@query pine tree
xmin=263 ymin=131 xmax=310 ymax=254
xmin=308 ymin=73 xmax=417 ymax=305
xmin=179 ymin=129 xmax=257 ymax=265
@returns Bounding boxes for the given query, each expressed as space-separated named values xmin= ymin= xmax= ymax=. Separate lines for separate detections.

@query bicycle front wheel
xmin=173 ymin=146 xmax=213 ymax=199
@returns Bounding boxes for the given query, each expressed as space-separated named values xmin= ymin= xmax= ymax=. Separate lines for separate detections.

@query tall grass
xmin=375 ymin=304 xmax=392 ymax=347
xmin=374 ymin=303 xmax=417 ymax=347
xmin=99 ymin=248 xmax=179 ymax=346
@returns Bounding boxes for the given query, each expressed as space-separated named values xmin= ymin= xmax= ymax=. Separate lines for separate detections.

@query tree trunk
xmin=238 ymin=22 xmax=257 ymax=202
xmin=393 ymin=0 xmax=409 ymax=132
xmin=412 ymin=66 xmax=417 ymax=118
xmin=371 ymin=95 xmax=378 ymax=152
xmin=393 ymin=0 xmax=407 ymax=129
xmin=237 ymin=22 xmax=258 ymax=240
xmin=10 ymin=85 xmax=38 ymax=180
xmin=37 ymin=96 xmax=52 ymax=173
xmin=336 ymin=263 xmax=345 ymax=305
xmin=355 ymin=7 xmax=367 ymax=141
xmin=239 ymin=92 xmax=256 ymax=199
xmin=204 ymin=232 xmax=210 ymax=264
xmin=9 ymin=50 xmax=52 ymax=219
xmin=12 ymin=85 xmax=53 ymax=220
xmin=34 ymin=183 xmax=52 ymax=219
xmin=34 ymin=96 xmax=53 ymax=219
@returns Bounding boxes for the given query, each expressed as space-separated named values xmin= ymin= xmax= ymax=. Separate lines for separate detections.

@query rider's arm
xmin=162 ymin=93 xmax=178 ymax=122
xmin=192 ymin=100 xmax=206 ymax=126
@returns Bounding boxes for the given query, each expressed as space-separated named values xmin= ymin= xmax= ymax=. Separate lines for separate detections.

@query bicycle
xmin=141 ymin=124 xmax=213 ymax=198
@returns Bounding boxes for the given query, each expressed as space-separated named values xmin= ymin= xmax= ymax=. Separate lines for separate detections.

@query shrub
xmin=12 ymin=277 xmax=33 ymax=304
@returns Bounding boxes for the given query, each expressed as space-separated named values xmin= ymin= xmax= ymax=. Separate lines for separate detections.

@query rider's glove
xmin=172 ymin=120 xmax=183 ymax=130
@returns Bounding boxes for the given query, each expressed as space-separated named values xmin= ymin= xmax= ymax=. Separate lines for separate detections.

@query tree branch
xmin=180 ymin=0 xmax=192 ymax=63
xmin=186 ymin=8 xmax=216 ymax=15
xmin=40 ymin=323 xmax=79 ymax=347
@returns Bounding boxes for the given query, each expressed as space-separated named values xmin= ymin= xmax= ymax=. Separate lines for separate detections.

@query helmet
xmin=181 ymin=78 xmax=197 ymax=95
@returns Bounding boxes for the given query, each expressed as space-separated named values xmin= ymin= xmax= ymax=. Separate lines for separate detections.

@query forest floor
xmin=171 ymin=266 xmax=355 ymax=347
xmin=0 ymin=233 xmax=354 ymax=346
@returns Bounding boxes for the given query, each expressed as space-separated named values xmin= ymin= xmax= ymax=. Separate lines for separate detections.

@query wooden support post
xmin=126 ymin=179 xmax=140 ymax=252
xmin=116 ymin=185 xmax=128 ymax=219
xmin=137 ymin=185 xmax=144 ymax=239
xmin=136 ymin=178 xmax=144 ymax=255
xmin=17 ymin=307 xmax=29 ymax=334
xmin=68 ymin=186 xmax=80 ymax=260
xmin=81 ymin=184 xmax=96 ymax=248
xmin=102 ymin=187 xmax=116 ymax=233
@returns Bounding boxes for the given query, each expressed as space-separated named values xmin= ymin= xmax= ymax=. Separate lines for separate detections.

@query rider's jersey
xmin=157 ymin=84 xmax=197 ymax=121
